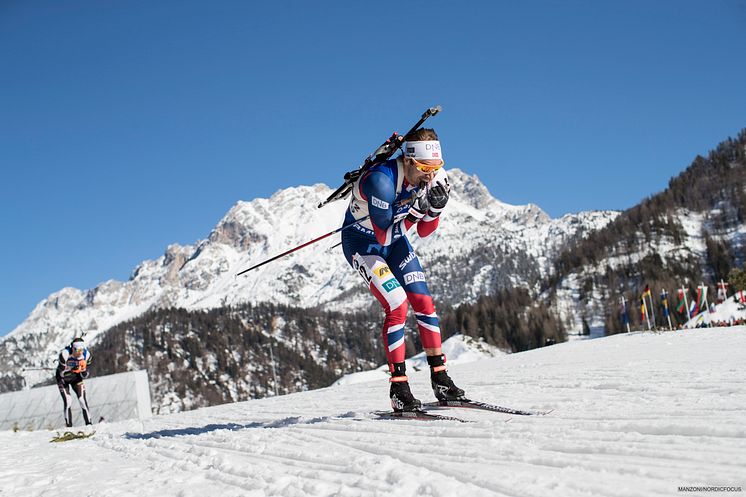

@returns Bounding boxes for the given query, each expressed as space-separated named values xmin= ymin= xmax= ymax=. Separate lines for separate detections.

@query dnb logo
xmin=374 ymin=265 xmax=391 ymax=278
xmin=403 ymin=271 xmax=426 ymax=285
xmin=382 ymin=278 xmax=401 ymax=292
xmin=371 ymin=196 xmax=389 ymax=209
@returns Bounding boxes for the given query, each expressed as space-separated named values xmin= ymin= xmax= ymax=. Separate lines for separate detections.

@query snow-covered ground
xmin=685 ymin=294 xmax=746 ymax=328
xmin=2 ymin=327 xmax=744 ymax=497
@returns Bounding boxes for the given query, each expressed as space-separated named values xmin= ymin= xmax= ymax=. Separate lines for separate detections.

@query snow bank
xmin=331 ymin=334 xmax=505 ymax=387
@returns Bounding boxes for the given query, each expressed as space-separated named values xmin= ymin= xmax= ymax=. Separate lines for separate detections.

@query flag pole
xmin=647 ymin=292 xmax=657 ymax=330
xmin=681 ymin=286 xmax=692 ymax=328
xmin=701 ymin=282 xmax=712 ymax=328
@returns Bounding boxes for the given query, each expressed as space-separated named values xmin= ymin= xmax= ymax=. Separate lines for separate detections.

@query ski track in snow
xmin=2 ymin=328 xmax=745 ymax=497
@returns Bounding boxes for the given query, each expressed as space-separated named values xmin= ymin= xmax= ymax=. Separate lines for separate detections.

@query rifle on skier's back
xmin=236 ymin=106 xmax=442 ymax=276
xmin=317 ymin=106 xmax=442 ymax=209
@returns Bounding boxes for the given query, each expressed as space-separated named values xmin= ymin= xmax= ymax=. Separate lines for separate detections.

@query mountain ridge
xmin=1 ymin=168 xmax=617 ymax=380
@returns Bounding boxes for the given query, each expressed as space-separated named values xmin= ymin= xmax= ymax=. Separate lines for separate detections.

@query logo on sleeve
xmin=371 ymin=196 xmax=390 ymax=209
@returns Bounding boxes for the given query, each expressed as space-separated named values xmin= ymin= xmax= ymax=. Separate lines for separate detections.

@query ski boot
xmin=428 ymin=354 xmax=467 ymax=401
xmin=389 ymin=362 xmax=422 ymax=412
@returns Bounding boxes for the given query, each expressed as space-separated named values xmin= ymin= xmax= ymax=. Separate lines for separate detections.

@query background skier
xmin=55 ymin=337 xmax=93 ymax=427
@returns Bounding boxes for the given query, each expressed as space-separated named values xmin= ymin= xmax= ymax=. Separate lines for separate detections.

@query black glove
xmin=80 ymin=370 xmax=90 ymax=379
xmin=427 ymin=180 xmax=450 ymax=215
xmin=406 ymin=190 xmax=430 ymax=223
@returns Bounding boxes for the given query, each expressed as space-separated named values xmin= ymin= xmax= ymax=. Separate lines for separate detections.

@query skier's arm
xmin=56 ymin=351 xmax=68 ymax=374
xmin=362 ymin=172 xmax=415 ymax=246
xmin=80 ymin=350 xmax=91 ymax=378
xmin=416 ymin=171 xmax=449 ymax=238
xmin=416 ymin=212 xmax=440 ymax=238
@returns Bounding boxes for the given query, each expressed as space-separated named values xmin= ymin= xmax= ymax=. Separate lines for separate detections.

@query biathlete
xmin=55 ymin=337 xmax=93 ymax=427
xmin=341 ymin=127 xmax=466 ymax=412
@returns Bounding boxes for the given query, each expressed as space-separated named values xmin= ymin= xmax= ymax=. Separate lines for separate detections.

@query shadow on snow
xmin=123 ymin=413 xmax=356 ymax=440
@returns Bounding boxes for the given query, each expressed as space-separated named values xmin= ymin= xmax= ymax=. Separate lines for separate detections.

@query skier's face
xmin=404 ymin=158 xmax=440 ymax=188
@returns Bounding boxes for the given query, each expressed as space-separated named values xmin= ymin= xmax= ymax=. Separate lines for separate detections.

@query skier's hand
xmin=427 ymin=180 xmax=450 ymax=214
xmin=80 ymin=370 xmax=90 ymax=379
xmin=406 ymin=190 xmax=430 ymax=223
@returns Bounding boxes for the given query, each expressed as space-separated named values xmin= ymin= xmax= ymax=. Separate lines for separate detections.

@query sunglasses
xmin=411 ymin=158 xmax=444 ymax=173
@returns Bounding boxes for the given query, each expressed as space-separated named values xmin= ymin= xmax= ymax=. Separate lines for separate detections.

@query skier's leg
xmin=350 ymin=252 xmax=409 ymax=366
xmin=343 ymin=234 xmax=421 ymax=411
xmin=343 ymin=248 xmax=421 ymax=410
xmin=388 ymin=238 xmax=442 ymax=352
xmin=390 ymin=239 xmax=466 ymax=401
xmin=72 ymin=381 xmax=92 ymax=425
xmin=57 ymin=379 xmax=73 ymax=427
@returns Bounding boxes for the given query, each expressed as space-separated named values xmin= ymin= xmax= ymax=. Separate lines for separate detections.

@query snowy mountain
xmin=0 ymin=168 xmax=617 ymax=378
xmin=3 ymin=326 xmax=744 ymax=497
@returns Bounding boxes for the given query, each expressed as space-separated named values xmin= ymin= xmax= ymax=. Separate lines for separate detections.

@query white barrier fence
xmin=0 ymin=370 xmax=152 ymax=431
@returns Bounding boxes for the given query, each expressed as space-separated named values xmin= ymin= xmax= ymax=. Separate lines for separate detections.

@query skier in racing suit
xmin=55 ymin=337 xmax=93 ymax=427
xmin=341 ymin=127 xmax=466 ymax=412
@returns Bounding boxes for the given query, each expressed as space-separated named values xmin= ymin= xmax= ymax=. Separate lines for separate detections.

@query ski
xmin=422 ymin=399 xmax=552 ymax=416
xmin=373 ymin=410 xmax=471 ymax=423
xmin=50 ymin=430 xmax=96 ymax=443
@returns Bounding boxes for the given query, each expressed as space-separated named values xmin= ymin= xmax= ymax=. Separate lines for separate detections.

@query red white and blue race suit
xmin=341 ymin=157 xmax=446 ymax=370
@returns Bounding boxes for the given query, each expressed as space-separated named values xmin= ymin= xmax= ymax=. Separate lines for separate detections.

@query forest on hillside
xmin=545 ymin=130 xmax=746 ymax=333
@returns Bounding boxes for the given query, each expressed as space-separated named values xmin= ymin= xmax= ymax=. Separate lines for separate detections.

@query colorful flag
xmin=676 ymin=289 xmax=688 ymax=314
xmin=643 ymin=285 xmax=652 ymax=298
xmin=693 ymin=287 xmax=701 ymax=315
xmin=660 ymin=291 xmax=670 ymax=318
xmin=698 ymin=285 xmax=708 ymax=310
xmin=738 ymin=290 xmax=746 ymax=304
xmin=640 ymin=297 xmax=647 ymax=320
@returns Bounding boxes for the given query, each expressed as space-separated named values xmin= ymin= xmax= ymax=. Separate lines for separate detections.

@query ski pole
xmin=236 ymin=197 xmax=414 ymax=277
xmin=235 ymin=217 xmax=369 ymax=276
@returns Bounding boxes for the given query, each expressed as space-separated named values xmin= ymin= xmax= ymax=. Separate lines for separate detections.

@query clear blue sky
xmin=1 ymin=0 xmax=745 ymax=336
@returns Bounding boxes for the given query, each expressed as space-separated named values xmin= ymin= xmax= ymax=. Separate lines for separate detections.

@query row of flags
xmin=620 ymin=280 xmax=742 ymax=331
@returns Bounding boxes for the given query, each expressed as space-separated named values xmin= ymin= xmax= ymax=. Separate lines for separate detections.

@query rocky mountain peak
xmin=1 ymin=168 xmax=618 ymax=378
